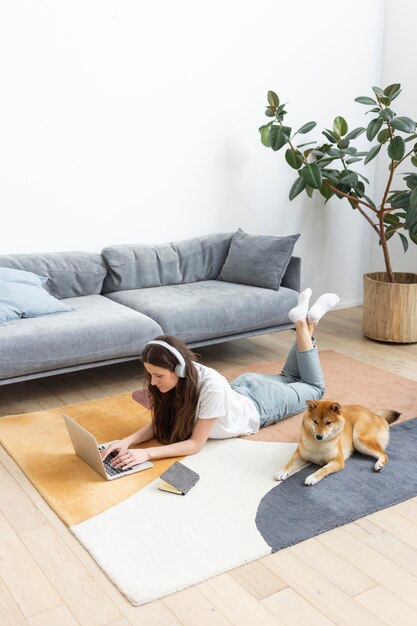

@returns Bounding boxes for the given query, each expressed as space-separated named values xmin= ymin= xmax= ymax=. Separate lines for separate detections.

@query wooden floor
xmin=1 ymin=306 xmax=417 ymax=626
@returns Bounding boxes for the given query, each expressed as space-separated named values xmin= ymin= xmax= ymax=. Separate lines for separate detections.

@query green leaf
xmin=364 ymin=143 xmax=382 ymax=164
xmin=410 ymin=186 xmax=417 ymax=208
xmin=380 ymin=108 xmax=395 ymax=121
xmin=318 ymin=157 xmax=338 ymax=167
xmin=296 ymin=121 xmax=317 ymax=135
xmin=346 ymin=157 xmax=363 ymax=164
xmin=306 ymin=185 xmax=314 ymax=198
xmin=384 ymin=83 xmax=401 ymax=100
xmin=377 ymin=128 xmax=390 ymax=144
xmin=265 ymin=108 xmax=275 ymax=118
xmin=267 ymin=91 xmax=279 ymax=107
xmin=341 ymin=147 xmax=357 ymax=156
xmin=385 ymin=227 xmax=397 ymax=241
xmin=362 ymin=194 xmax=377 ymax=208
xmin=388 ymin=135 xmax=406 ymax=160
xmin=356 ymin=172 xmax=370 ymax=185
xmin=321 ymin=169 xmax=340 ymax=183
xmin=285 ymin=148 xmax=304 ymax=170
xmin=338 ymin=170 xmax=358 ymax=186
xmin=390 ymin=116 xmax=417 ymax=133
xmin=366 ymin=117 xmax=383 ymax=141
xmin=269 ymin=125 xmax=291 ymax=151
xmin=322 ymin=129 xmax=338 ymax=143
xmin=333 ymin=116 xmax=348 ymax=137
xmin=296 ymin=141 xmax=316 ymax=149
xmin=384 ymin=213 xmax=400 ymax=225
xmin=289 ymin=177 xmax=306 ymax=200
xmin=300 ymin=163 xmax=322 ymax=189
xmin=355 ymin=96 xmax=377 ymax=105
xmin=398 ymin=233 xmax=409 ymax=253
xmin=337 ymin=139 xmax=349 ymax=149
xmin=404 ymin=174 xmax=417 ymax=190
xmin=345 ymin=127 xmax=366 ymax=141
xmin=258 ymin=124 xmax=271 ymax=147
xmin=412 ymin=156 xmax=417 ymax=167
xmin=390 ymin=191 xmax=411 ymax=209
xmin=372 ymin=86 xmax=385 ymax=97
xmin=406 ymin=204 xmax=417 ymax=230
xmin=320 ymin=181 xmax=334 ymax=200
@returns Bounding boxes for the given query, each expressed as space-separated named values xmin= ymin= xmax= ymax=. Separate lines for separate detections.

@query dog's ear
xmin=331 ymin=402 xmax=342 ymax=414
xmin=306 ymin=400 xmax=318 ymax=412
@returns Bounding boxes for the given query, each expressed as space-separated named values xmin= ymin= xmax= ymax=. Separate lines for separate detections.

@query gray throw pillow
xmin=219 ymin=229 xmax=300 ymax=290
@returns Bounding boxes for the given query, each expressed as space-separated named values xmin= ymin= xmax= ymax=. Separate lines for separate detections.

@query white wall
xmin=371 ymin=0 xmax=417 ymax=274
xmin=0 ymin=1 xmax=385 ymax=305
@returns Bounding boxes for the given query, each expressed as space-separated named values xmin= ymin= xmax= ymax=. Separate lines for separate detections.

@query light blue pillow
xmin=0 ymin=267 xmax=73 ymax=324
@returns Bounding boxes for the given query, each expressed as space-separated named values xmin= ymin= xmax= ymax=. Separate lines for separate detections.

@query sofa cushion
xmin=104 ymin=281 xmax=298 ymax=344
xmin=0 ymin=267 xmax=72 ymax=324
xmin=101 ymin=233 xmax=233 ymax=292
xmin=219 ymin=229 xmax=300 ymax=290
xmin=0 ymin=251 xmax=107 ymax=299
xmin=0 ymin=295 xmax=163 ymax=380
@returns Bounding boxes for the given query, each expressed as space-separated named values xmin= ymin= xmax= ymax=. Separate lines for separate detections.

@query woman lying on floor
xmin=101 ymin=289 xmax=339 ymax=469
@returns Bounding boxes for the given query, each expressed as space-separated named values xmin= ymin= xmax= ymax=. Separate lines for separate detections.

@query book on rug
xmin=158 ymin=462 xmax=200 ymax=495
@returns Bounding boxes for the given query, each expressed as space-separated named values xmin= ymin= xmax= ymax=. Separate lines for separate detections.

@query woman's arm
xmin=100 ymin=421 xmax=154 ymax=461
xmin=112 ymin=418 xmax=217 ymax=469
xmin=125 ymin=421 xmax=154 ymax=446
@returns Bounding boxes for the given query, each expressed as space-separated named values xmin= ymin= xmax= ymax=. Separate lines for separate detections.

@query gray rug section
xmin=256 ymin=418 xmax=417 ymax=552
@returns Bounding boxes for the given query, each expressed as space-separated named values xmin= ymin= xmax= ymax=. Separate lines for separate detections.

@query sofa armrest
xmin=280 ymin=256 xmax=301 ymax=291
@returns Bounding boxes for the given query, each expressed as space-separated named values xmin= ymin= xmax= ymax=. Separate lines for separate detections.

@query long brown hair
xmin=141 ymin=335 xmax=200 ymax=444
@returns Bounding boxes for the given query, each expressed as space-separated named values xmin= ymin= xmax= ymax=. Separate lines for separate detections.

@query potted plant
xmin=259 ymin=84 xmax=417 ymax=343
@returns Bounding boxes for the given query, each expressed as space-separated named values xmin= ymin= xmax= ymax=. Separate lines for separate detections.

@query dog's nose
xmin=316 ymin=434 xmax=323 ymax=440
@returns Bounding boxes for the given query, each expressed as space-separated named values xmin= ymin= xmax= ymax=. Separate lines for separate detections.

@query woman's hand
xmin=100 ymin=439 xmax=130 ymax=461
xmin=110 ymin=447 xmax=151 ymax=469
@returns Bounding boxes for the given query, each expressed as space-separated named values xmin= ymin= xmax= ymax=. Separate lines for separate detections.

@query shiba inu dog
xmin=274 ymin=400 xmax=400 ymax=486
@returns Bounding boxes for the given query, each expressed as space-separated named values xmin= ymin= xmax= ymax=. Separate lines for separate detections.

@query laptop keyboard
xmin=100 ymin=449 xmax=130 ymax=476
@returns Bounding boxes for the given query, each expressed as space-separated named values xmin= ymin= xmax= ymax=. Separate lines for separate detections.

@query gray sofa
xmin=0 ymin=232 xmax=300 ymax=385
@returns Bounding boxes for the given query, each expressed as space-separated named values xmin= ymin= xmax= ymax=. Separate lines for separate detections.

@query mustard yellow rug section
xmin=0 ymin=392 xmax=180 ymax=526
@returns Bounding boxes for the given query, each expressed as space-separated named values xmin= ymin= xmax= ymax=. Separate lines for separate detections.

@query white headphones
xmin=146 ymin=340 xmax=187 ymax=378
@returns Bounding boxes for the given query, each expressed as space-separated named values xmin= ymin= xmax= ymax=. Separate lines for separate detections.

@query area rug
xmin=1 ymin=350 xmax=417 ymax=606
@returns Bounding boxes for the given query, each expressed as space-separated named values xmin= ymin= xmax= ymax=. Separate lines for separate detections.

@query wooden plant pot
xmin=362 ymin=272 xmax=417 ymax=343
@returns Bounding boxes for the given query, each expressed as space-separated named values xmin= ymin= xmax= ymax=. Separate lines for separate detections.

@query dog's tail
xmin=380 ymin=409 xmax=401 ymax=424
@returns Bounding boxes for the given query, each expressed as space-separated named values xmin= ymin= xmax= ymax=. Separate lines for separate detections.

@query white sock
xmin=288 ymin=288 xmax=312 ymax=323
xmin=307 ymin=293 xmax=340 ymax=324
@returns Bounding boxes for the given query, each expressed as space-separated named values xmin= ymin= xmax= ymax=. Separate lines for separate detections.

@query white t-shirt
xmin=194 ymin=362 xmax=260 ymax=439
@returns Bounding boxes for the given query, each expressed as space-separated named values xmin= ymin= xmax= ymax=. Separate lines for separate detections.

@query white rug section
xmin=72 ymin=438 xmax=296 ymax=605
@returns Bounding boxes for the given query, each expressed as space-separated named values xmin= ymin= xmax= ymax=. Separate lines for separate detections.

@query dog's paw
xmin=374 ymin=459 xmax=385 ymax=471
xmin=274 ymin=470 xmax=289 ymax=482
xmin=304 ymin=473 xmax=320 ymax=486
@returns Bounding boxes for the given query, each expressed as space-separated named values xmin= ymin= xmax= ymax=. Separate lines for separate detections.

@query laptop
xmin=63 ymin=413 xmax=153 ymax=480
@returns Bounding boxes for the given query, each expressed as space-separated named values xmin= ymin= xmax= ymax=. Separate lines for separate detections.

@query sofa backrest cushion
xmin=101 ymin=233 xmax=233 ymax=292
xmin=0 ymin=252 xmax=107 ymax=299
xmin=219 ymin=229 xmax=300 ymax=290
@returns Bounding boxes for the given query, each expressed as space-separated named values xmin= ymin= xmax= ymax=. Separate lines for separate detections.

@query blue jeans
xmin=230 ymin=341 xmax=325 ymax=427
